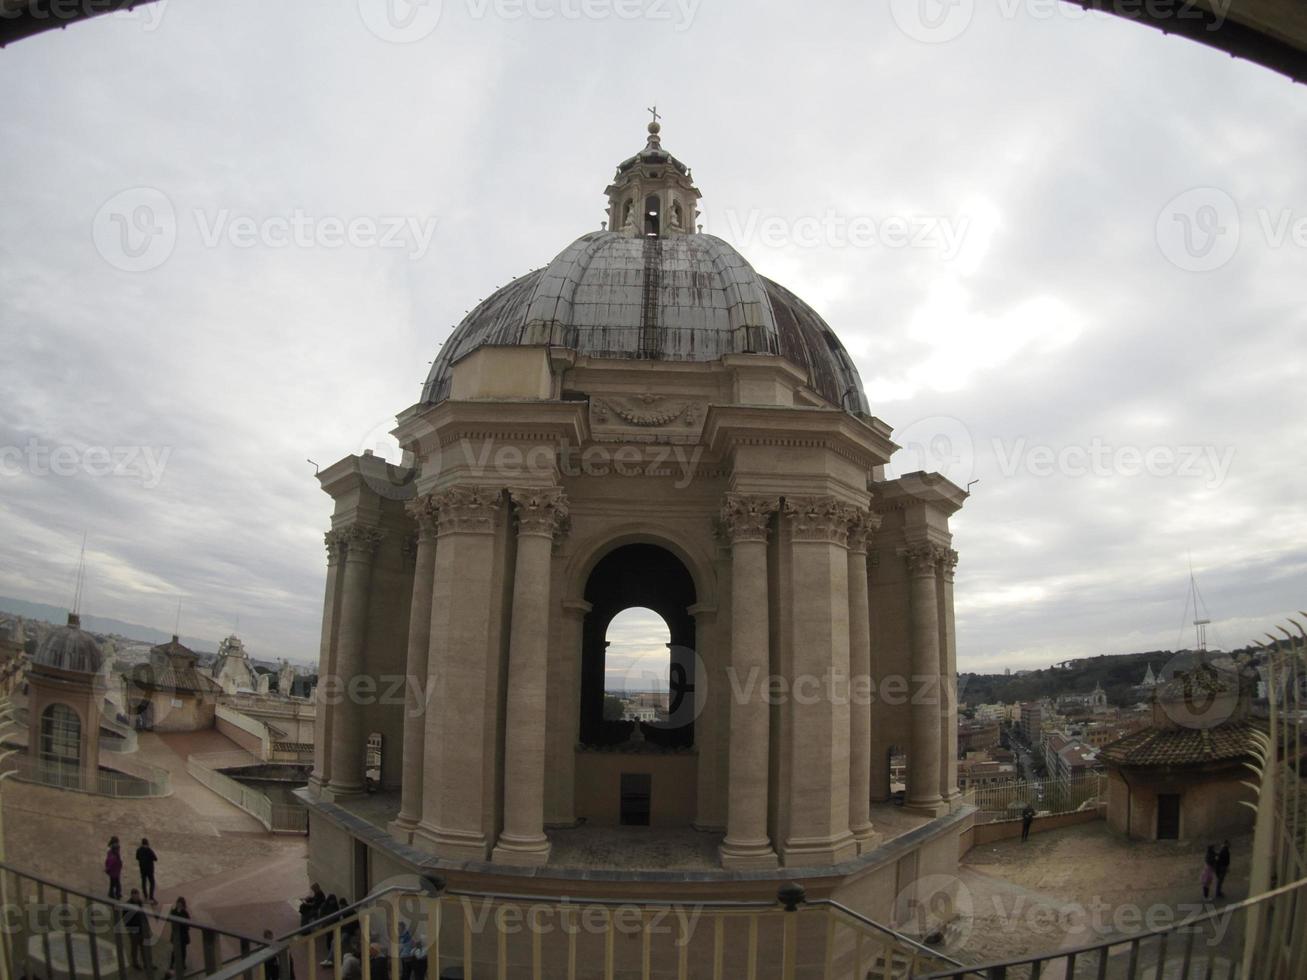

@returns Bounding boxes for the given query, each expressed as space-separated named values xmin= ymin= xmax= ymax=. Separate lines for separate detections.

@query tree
xmin=602 ymin=695 xmax=626 ymax=721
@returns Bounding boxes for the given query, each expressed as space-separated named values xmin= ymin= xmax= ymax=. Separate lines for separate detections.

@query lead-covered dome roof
xmin=421 ymin=123 xmax=869 ymax=415
xmin=32 ymin=613 xmax=103 ymax=674
xmin=422 ymin=232 xmax=869 ymax=414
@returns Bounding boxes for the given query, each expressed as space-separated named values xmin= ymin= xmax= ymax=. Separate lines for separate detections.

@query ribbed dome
xmin=32 ymin=613 xmax=103 ymax=675
xmin=422 ymin=232 xmax=870 ymax=414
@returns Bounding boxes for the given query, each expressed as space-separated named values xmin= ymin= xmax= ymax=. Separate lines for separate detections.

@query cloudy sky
xmin=1 ymin=0 xmax=1304 ymax=674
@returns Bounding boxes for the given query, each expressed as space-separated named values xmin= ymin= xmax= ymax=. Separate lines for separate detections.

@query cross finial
xmin=647 ymin=105 xmax=661 ymax=125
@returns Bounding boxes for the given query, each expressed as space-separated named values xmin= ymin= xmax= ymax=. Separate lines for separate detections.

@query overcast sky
xmin=1 ymin=0 xmax=1304 ymax=674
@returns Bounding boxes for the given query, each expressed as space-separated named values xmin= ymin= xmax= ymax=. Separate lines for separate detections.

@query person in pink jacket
xmin=105 ymin=842 xmax=123 ymax=900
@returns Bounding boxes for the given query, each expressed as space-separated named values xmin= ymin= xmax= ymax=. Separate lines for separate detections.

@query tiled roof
xmin=126 ymin=661 xmax=223 ymax=696
xmin=1099 ymin=721 xmax=1259 ymax=768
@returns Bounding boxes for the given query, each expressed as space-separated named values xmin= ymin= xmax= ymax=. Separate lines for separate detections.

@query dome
xmin=422 ymin=232 xmax=870 ymax=414
xmin=32 ymin=613 xmax=104 ymax=674
xmin=422 ymin=123 xmax=869 ymax=415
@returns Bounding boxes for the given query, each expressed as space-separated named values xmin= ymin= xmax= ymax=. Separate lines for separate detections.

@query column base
xmin=491 ymin=834 xmax=552 ymax=867
xmin=719 ymin=838 xmax=779 ymax=871
xmin=780 ymin=831 xmax=857 ymax=868
xmin=387 ymin=816 xmax=418 ymax=844
xmin=851 ymin=824 xmax=881 ymax=855
xmin=411 ymin=823 xmax=490 ymax=862
xmin=903 ymin=797 xmax=949 ymax=818
xmin=320 ymin=782 xmax=365 ymax=802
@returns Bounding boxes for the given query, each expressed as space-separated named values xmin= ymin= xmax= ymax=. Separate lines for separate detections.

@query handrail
xmin=806 ymin=897 xmax=967 ymax=968
xmin=916 ymin=872 xmax=1307 ymax=978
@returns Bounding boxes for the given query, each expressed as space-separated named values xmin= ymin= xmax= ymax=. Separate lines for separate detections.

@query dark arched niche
xmin=579 ymin=543 xmax=696 ymax=749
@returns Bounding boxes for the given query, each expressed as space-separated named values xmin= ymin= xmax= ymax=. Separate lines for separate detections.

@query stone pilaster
xmin=493 ymin=487 xmax=569 ymax=866
xmin=939 ymin=548 xmax=960 ymax=804
xmin=309 ymin=531 xmax=346 ymax=793
xmin=325 ymin=523 xmax=384 ymax=798
xmin=846 ymin=508 xmax=880 ymax=852
xmin=390 ymin=496 xmax=439 ymax=841
xmin=718 ymin=493 xmax=780 ymax=870
xmin=781 ymin=495 xmax=856 ymax=866
xmin=903 ymin=543 xmax=946 ymax=816
xmin=414 ymin=486 xmax=504 ymax=861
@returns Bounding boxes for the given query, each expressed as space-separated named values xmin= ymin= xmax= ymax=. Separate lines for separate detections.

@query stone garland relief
xmin=589 ymin=393 xmax=707 ymax=442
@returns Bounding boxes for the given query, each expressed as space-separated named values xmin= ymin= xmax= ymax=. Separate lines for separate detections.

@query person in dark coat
xmin=299 ymin=883 xmax=326 ymax=926
xmin=136 ymin=838 xmax=159 ymax=903
xmin=1020 ymin=805 xmax=1035 ymax=842
xmin=124 ymin=889 xmax=150 ymax=969
xmin=105 ymin=843 xmax=124 ymax=900
xmin=165 ymin=897 xmax=190 ymax=977
xmin=1215 ymin=840 xmax=1231 ymax=898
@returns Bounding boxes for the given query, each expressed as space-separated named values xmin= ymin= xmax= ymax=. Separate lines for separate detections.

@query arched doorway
xmin=574 ymin=543 xmax=698 ymax=827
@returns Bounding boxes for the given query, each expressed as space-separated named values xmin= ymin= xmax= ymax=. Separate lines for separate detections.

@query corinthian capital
xmin=785 ymin=495 xmax=848 ymax=545
xmin=405 ymin=494 xmax=440 ymax=539
xmin=432 ymin=485 xmax=502 ymax=535
xmin=900 ymin=543 xmax=947 ymax=577
xmin=324 ymin=530 xmax=348 ymax=563
xmin=940 ymin=548 xmax=960 ymax=582
xmin=339 ymin=524 xmax=385 ymax=561
xmin=509 ymin=486 xmax=569 ymax=539
xmin=845 ymin=508 xmax=881 ymax=554
xmin=719 ymin=493 xmax=779 ymax=544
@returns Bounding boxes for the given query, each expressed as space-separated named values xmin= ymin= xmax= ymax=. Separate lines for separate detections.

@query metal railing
xmin=186 ymin=753 xmax=308 ymax=834
xmin=916 ymin=872 xmax=1307 ymax=979
xmin=10 ymin=752 xmax=171 ymax=798
xmin=210 ymin=881 xmax=966 ymax=980
xmin=0 ymin=860 xmax=270 ymax=979
xmin=961 ymin=772 xmax=1106 ymax=824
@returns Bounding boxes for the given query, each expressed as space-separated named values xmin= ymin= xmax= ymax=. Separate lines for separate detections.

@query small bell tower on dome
xmin=605 ymin=109 xmax=702 ymax=238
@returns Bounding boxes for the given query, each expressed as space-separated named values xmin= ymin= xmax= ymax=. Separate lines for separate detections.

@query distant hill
xmin=960 ymin=650 xmax=1199 ymax=708
xmin=0 ymin=595 xmax=219 ymax=654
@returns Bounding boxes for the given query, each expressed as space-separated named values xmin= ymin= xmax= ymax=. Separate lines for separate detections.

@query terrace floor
xmin=956 ymin=820 xmax=1254 ymax=966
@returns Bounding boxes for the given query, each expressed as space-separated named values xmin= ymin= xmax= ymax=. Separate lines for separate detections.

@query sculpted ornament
xmin=509 ymin=487 xmax=570 ymax=539
xmin=785 ymin=495 xmax=848 ymax=545
xmin=901 ymin=543 xmax=948 ymax=577
xmin=845 ymin=508 xmax=881 ymax=554
xmin=592 ymin=394 xmax=700 ymax=428
xmin=432 ymin=486 xmax=501 ymax=534
xmin=338 ymin=524 xmax=384 ymax=560
xmin=719 ymin=493 xmax=779 ymax=543
xmin=405 ymin=494 xmax=440 ymax=539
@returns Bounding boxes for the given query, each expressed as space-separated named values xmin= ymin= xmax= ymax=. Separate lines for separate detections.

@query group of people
xmin=298 ymin=884 xmax=429 ymax=979
xmin=1201 ymin=840 xmax=1233 ymax=900
xmin=102 ymin=836 xmax=192 ymax=973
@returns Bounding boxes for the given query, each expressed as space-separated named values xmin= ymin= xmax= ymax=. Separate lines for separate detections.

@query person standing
xmin=1202 ymin=845 xmax=1218 ymax=900
xmin=167 ymin=897 xmax=191 ymax=978
xmin=1021 ymin=805 xmax=1035 ymax=842
xmin=124 ymin=888 xmax=151 ymax=970
xmin=136 ymin=838 xmax=159 ymax=903
xmin=1215 ymin=840 xmax=1231 ymax=899
xmin=105 ymin=842 xmax=123 ymax=900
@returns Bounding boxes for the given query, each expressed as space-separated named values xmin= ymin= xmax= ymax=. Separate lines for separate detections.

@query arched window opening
xmin=365 ymin=732 xmax=383 ymax=790
xmin=603 ymin=607 xmax=673 ymax=736
xmin=644 ymin=195 xmax=661 ymax=238
xmin=40 ymin=703 xmax=81 ymax=787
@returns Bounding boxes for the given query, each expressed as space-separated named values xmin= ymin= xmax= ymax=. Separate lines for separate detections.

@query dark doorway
xmin=579 ymin=544 xmax=697 ymax=749
xmin=620 ymin=773 xmax=652 ymax=826
xmin=1157 ymin=794 xmax=1181 ymax=839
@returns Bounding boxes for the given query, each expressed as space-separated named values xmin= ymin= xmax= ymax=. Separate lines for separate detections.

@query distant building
xmin=958 ymin=719 xmax=1000 ymax=754
xmin=212 ymin=634 xmax=259 ymax=694
xmin=1019 ymin=702 xmax=1043 ymax=744
xmin=123 ymin=635 xmax=223 ymax=732
xmin=1101 ymin=663 xmax=1258 ymax=841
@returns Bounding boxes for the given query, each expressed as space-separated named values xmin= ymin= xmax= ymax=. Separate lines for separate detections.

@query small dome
xmin=422 ymin=232 xmax=869 ymax=413
xmin=32 ymin=613 xmax=104 ymax=674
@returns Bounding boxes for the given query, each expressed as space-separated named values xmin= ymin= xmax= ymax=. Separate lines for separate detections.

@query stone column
xmin=718 ymin=493 xmax=780 ymax=870
xmin=939 ymin=548 xmax=960 ymax=803
xmin=782 ymin=496 xmax=856 ymax=866
xmin=846 ymin=509 xmax=879 ymax=852
xmin=414 ymin=486 xmax=502 ymax=861
xmin=904 ymin=543 xmax=945 ymax=815
xmin=309 ymin=531 xmax=346 ymax=794
xmin=326 ymin=524 xmax=384 ymax=798
xmin=493 ymin=487 xmax=568 ymax=866
xmin=548 ymin=599 xmax=591 ymax=827
xmin=390 ymin=496 xmax=439 ymax=840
